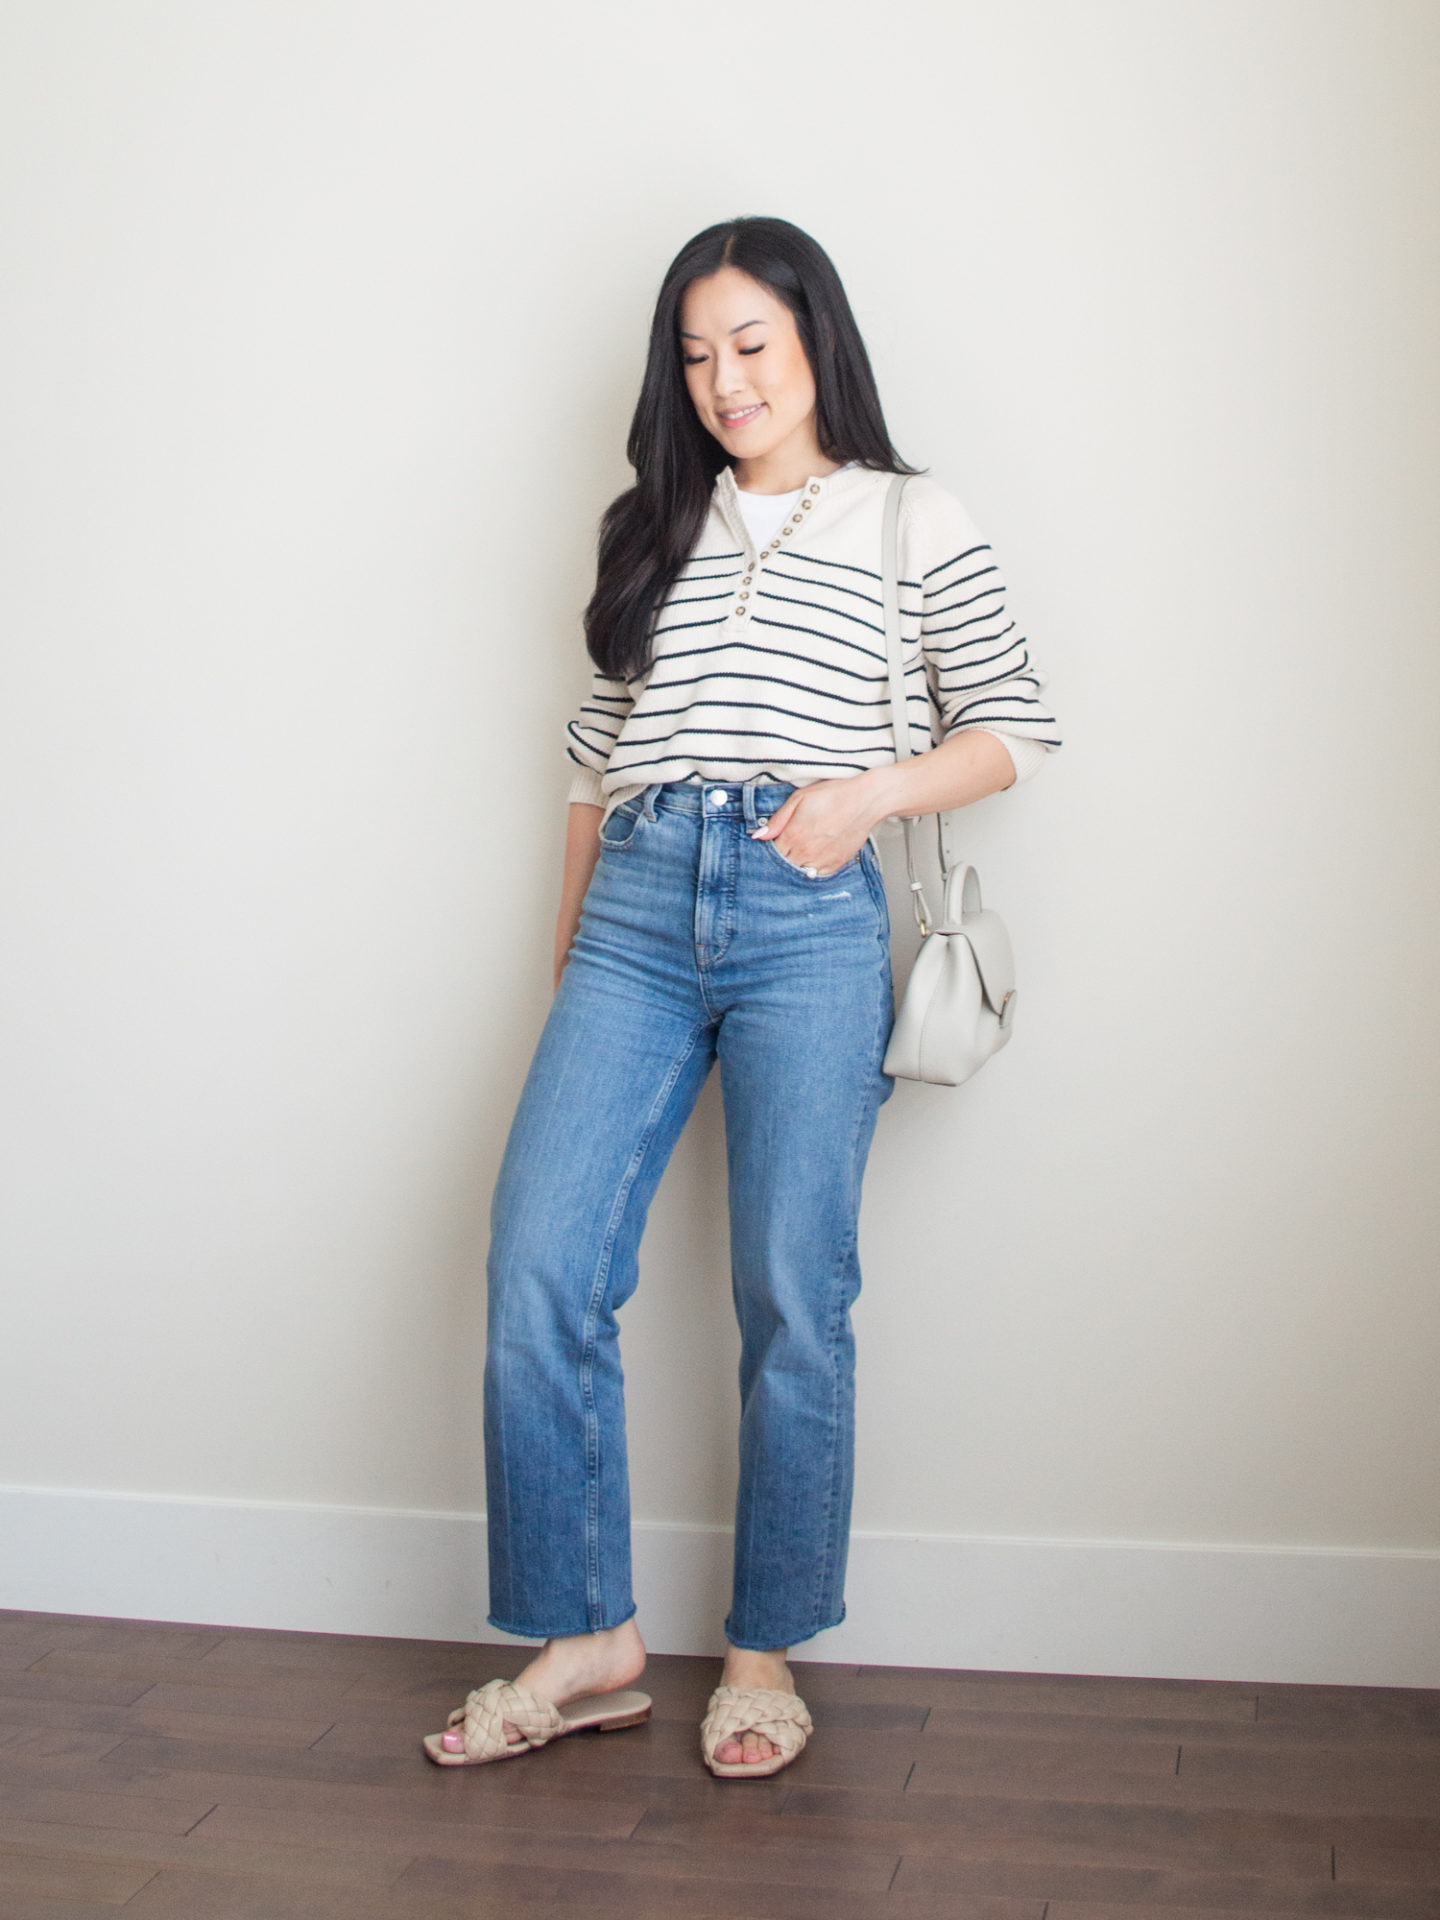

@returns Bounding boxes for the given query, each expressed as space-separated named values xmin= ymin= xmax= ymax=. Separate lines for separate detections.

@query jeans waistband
xmin=640 ymin=777 xmax=797 ymax=826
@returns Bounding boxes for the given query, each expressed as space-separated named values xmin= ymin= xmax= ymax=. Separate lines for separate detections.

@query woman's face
xmin=679 ymin=266 xmax=821 ymax=476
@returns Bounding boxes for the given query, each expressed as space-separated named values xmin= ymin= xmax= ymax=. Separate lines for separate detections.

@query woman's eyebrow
xmin=678 ymin=318 xmax=768 ymax=340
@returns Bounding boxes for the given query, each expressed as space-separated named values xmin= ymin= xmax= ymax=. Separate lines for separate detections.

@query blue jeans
xmin=483 ymin=777 xmax=896 ymax=1650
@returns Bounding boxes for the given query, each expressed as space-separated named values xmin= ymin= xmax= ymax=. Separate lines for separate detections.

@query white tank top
xmin=733 ymin=483 xmax=804 ymax=549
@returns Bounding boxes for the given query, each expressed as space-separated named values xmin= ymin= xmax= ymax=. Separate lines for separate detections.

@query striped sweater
xmin=564 ymin=461 xmax=1062 ymax=822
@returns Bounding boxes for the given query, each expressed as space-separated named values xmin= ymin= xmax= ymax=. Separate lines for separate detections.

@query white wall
xmin=2 ymin=0 xmax=1437 ymax=1681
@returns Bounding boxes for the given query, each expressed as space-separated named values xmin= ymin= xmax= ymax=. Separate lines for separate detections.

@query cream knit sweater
xmin=565 ymin=461 xmax=1062 ymax=822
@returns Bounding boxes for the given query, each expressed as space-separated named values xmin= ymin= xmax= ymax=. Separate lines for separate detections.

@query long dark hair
xmin=583 ymin=217 xmax=919 ymax=682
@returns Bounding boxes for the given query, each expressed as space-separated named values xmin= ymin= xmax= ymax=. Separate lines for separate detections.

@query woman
xmin=424 ymin=216 xmax=1062 ymax=1779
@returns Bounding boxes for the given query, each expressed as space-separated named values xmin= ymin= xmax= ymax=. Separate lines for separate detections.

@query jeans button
xmin=710 ymin=791 xmax=729 ymax=807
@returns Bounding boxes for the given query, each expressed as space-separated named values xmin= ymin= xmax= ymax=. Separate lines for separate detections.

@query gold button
xmin=809 ymin=483 xmax=820 ymax=494
xmin=801 ymin=499 xmax=812 ymax=509
xmin=739 ymin=591 xmax=749 ymax=600
xmin=792 ymin=512 xmax=803 ymax=523
xmin=736 ymin=605 xmax=747 ymax=616
xmin=760 ymin=549 xmax=771 ymax=560
xmin=781 ymin=526 xmax=792 ymax=536
xmin=742 ymin=574 xmax=753 ymax=584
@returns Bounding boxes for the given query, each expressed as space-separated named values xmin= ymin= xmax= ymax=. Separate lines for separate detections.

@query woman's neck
xmin=733 ymin=437 xmax=844 ymax=496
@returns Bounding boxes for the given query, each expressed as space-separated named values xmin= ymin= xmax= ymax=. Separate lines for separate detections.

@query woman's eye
xmin=739 ymin=345 xmax=764 ymax=356
xmin=683 ymin=353 xmax=707 ymax=366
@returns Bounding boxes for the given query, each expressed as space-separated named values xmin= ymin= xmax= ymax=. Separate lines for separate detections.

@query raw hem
xmin=723 ymin=1604 xmax=846 ymax=1652
xmin=486 ymin=1600 xmax=639 ymax=1642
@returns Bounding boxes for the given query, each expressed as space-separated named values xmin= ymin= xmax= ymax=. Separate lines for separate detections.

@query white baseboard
xmin=2 ymin=1484 xmax=1436 ymax=1687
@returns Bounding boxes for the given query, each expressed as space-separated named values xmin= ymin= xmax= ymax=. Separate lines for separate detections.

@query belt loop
xmin=642 ymin=782 xmax=660 ymax=821
xmin=741 ymin=780 xmax=762 ymax=829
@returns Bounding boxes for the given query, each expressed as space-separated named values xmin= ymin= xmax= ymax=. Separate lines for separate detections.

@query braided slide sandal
xmin=421 ymin=1676 xmax=652 ymax=1767
xmin=699 ymin=1683 xmax=814 ymax=1779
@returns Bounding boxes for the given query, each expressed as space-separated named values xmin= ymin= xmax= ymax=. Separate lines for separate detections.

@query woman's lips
xmin=718 ymin=403 xmax=764 ymax=427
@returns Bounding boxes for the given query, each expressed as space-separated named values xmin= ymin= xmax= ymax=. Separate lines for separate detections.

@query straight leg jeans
xmin=483 ymin=776 xmax=896 ymax=1651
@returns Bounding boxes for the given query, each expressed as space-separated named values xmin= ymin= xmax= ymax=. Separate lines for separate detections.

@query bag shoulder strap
xmin=882 ymin=474 xmax=912 ymax=765
xmin=881 ymin=474 xmax=949 ymax=933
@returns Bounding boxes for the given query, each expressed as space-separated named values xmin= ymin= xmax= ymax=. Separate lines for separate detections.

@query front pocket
xmin=598 ymin=800 xmax=646 ymax=851
xmin=756 ymin=824 xmax=860 ymax=883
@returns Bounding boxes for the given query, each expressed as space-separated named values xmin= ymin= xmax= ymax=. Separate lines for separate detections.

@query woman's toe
xmin=713 ymin=1729 xmax=780 ymax=1765
xmin=441 ymin=1719 xmax=526 ymax=1752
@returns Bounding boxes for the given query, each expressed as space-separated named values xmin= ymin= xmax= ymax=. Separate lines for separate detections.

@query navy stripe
xmin=652 ymin=614 xmax=730 ymax=639
xmin=922 ymin=543 xmax=989 ymax=585
xmin=610 ymin=748 xmax=873 ymax=778
xmin=952 ymin=691 xmax=1045 ymax=718
xmin=943 ymin=649 xmax=1035 ymax=696
xmin=771 ymin=549 xmax=881 ymax=583
xmin=748 ymin=615 xmax=891 ymax=659
xmin=646 ymin=664 xmax=927 ymax=711
xmin=944 ymin=723 xmax=1062 ymax=747
xmin=760 ymin=567 xmax=884 ymax=613
xmin=926 ymin=626 xmax=1023 ymax=666
xmin=652 ymin=636 xmax=891 ymax=687
xmin=618 ymin=720 xmax=904 ymax=755
xmin=756 ymin=589 xmax=885 ymax=636
xmin=925 ymin=582 xmax=1005 ymax=621
xmin=623 ymin=695 xmax=925 ymax=734
xmin=925 ymin=563 xmax=999 ymax=602
xmin=924 ymin=608 xmax=1015 ymax=642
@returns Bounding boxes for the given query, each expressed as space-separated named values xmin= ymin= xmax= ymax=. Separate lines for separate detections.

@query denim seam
xmin=578 ymin=1017 xmax=709 ymax=1630
xmin=859 ymin=841 xmax=891 ymax=941
xmin=807 ymin=916 xmax=892 ymax=1646
xmin=812 ymin=1068 xmax=871 ymax=1643
xmin=728 ymin=1236 xmax=770 ymax=1646
xmin=726 ymin=944 xmax=890 ymax=1652
xmin=695 ymin=818 xmax=742 ymax=976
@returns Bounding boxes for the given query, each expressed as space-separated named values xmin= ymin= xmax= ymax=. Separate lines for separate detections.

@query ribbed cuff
xmin=566 ymin=765 xmax=606 ymax=807
xmin=977 ymin=730 xmax=1048 ymax=786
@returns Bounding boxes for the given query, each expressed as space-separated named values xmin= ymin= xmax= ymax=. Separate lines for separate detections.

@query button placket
xmin=727 ymin=473 xmax=826 ymax=624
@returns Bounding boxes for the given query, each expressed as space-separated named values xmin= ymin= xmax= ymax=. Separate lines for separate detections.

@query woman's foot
xmin=712 ymin=1643 xmax=793 ymax=1766
xmin=439 ymin=1618 xmax=647 ymax=1752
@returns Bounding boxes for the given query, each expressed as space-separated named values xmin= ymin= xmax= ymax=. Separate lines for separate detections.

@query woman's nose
xmin=712 ymin=355 xmax=744 ymax=397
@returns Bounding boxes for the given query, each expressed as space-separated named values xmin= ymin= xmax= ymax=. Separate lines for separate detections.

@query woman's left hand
xmin=749 ymin=775 xmax=883 ymax=876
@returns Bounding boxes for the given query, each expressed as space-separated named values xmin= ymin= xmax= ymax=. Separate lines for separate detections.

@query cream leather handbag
xmin=878 ymin=475 xmax=1019 ymax=1086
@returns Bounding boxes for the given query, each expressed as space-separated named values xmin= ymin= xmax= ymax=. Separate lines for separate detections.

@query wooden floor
xmin=0 ymin=1609 xmax=1437 ymax=1917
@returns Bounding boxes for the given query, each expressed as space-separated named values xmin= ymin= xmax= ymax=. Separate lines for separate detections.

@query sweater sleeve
xmin=909 ymin=483 xmax=1062 ymax=769
xmin=976 ymin=730 xmax=1048 ymax=786
xmin=563 ymin=667 xmax=634 ymax=802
